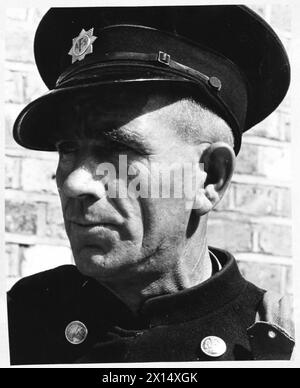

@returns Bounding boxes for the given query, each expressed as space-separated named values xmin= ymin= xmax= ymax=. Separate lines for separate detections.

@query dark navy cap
xmin=12 ymin=6 xmax=290 ymax=154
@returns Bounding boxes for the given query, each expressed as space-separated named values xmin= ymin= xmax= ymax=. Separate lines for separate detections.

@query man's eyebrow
xmin=100 ymin=127 xmax=152 ymax=152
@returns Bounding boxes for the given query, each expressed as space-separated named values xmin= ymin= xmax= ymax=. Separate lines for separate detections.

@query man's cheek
xmin=55 ymin=169 xmax=65 ymax=196
xmin=58 ymin=194 xmax=71 ymax=230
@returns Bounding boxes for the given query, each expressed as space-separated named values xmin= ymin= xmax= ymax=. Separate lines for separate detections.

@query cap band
xmin=57 ymin=51 xmax=222 ymax=92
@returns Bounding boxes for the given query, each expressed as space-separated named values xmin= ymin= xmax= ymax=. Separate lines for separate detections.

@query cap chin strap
xmin=56 ymin=51 xmax=222 ymax=92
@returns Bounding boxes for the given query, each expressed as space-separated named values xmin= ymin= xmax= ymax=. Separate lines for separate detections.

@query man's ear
xmin=193 ymin=142 xmax=235 ymax=215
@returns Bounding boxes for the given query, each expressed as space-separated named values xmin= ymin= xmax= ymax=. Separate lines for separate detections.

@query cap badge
xmin=65 ymin=320 xmax=88 ymax=345
xmin=68 ymin=28 xmax=97 ymax=63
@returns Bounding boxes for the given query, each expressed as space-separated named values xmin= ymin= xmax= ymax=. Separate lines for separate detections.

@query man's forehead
xmin=57 ymin=87 xmax=187 ymax=137
xmin=60 ymin=84 xmax=186 ymax=113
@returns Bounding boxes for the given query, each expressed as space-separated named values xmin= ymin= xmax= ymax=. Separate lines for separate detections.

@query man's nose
xmin=60 ymin=166 xmax=106 ymax=200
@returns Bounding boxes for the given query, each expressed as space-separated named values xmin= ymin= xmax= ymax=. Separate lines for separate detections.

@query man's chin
xmin=73 ymin=250 xmax=130 ymax=281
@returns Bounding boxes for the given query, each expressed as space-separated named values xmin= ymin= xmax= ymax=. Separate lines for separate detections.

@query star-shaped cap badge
xmin=68 ymin=28 xmax=97 ymax=64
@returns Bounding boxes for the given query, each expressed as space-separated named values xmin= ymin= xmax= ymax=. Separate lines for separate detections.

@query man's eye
xmin=110 ymin=141 xmax=139 ymax=155
xmin=113 ymin=143 xmax=131 ymax=153
xmin=56 ymin=141 xmax=79 ymax=155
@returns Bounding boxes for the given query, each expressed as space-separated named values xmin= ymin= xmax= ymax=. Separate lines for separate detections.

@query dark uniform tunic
xmin=7 ymin=248 xmax=294 ymax=365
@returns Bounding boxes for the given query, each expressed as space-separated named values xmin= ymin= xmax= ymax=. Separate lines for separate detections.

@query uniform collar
xmin=139 ymin=247 xmax=247 ymax=326
xmin=81 ymin=247 xmax=247 ymax=329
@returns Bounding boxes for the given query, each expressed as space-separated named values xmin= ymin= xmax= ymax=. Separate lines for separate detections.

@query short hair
xmin=155 ymin=97 xmax=235 ymax=148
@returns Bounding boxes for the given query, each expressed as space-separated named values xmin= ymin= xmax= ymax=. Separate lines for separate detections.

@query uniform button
xmin=201 ymin=336 xmax=227 ymax=358
xmin=65 ymin=320 xmax=88 ymax=345
xmin=208 ymin=76 xmax=222 ymax=91
xmin=268 ymin=330 xmax=277 ymax=339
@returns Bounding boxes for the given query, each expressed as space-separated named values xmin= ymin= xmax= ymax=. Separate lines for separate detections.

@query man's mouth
xmin=67 ymin=220 xmax=119 ymax=253
xmin=66 ymin=215 xmax=123 ymax=228
xmin=69 ymin=220 xmax=116 ymax=228
xmin=68 ymin=221 xmax=121 ymax=238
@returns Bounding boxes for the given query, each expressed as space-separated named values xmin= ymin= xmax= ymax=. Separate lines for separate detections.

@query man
xmin=7 ymin=6 xmax=294 ymax=364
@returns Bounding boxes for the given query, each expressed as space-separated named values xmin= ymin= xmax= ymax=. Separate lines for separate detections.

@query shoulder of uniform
xmin=246 ymin=291 xmax=295 ymax=360
xmin=7 ymin=265 xmax=84 ymax=305
xmin=255 ymin=290 xmax=295 ymax=338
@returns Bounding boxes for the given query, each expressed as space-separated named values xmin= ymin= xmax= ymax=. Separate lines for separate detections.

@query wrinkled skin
xmin=55 ymin=87 xmax=226 ymax=310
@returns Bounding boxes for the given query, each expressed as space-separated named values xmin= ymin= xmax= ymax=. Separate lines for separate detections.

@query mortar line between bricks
xmin=232 ymin=174 xmax=291 ymax=188
xmin=5 ymin=189 xmax=59 ymax=203
xmin=280 ymin=266 xmax=287 ymax=295
xmin=5 ymin=59 xmax=37 ymax=66
xmin=36 ymin=202 xmax=47 ymax=238
xmin=236 ymin=254 xmax=293 ymax=266
xmin=5 ymin=233 xmax=69 ymax=247
xmin=242 ymin=136 xmax=291 ymax=148
xmin=5 ymin=149 xmax=58 ymax=160
xmin=210 ymin=213 xmax=292 ymax=226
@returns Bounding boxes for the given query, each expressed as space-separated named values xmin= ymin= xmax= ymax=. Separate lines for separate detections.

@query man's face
xmin=55 ymin=88 xmax=205 ymax=285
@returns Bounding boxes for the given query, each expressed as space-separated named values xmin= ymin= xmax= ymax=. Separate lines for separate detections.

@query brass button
xmin=268 ymin=330 xmax=277 ymax=339
xmin=201 ymin=336 xmax=227 ymax=358
xmin=65 ymin=320 xmax=88 ymax=345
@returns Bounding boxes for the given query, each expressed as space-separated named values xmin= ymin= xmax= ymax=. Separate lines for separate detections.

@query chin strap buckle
xmin=157 ymin=51 xmax=171 ymax=65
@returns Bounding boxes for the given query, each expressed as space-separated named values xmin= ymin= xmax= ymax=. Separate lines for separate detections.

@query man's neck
xmin=100 ymin=232 xmax=213 ymax=315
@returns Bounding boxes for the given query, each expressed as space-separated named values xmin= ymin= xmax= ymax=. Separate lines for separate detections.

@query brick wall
xmin=4 ymin=6 xmax=293 ymax=302
xmin=209 ymin=4 xmax=293 ymax=298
